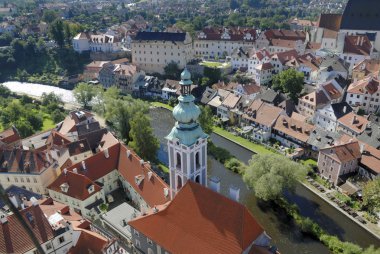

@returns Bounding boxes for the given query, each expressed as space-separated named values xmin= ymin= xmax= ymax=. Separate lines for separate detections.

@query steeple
xmin=166 ymin=69 xmax=208 ymax=198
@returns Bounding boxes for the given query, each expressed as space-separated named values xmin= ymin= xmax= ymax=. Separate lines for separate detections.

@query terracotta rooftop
xmin=117 ymin=144 xmax=170 ymax=207
xmin=274 ymin=115 xmax=314 ymax=143
xmin=343 ymin=35 xmax=372 ymax=56
xmin=0 ymin=126 xmax=21 ymax=145
xmin=264 ymin=29 xmax=306 ymax=41
xmin=272 ymin=49 xmax=299 ymax=65
xmin=256 ymin=62 xmax=273 ymax=71
xmin=347 ymin=76 xmax=379 ymax=95
xmin=339 ymin=112 xmax=369 ymax=134
xmin=0 ymin=148 xmax=53 ymax=174
xmin=129 ymin=181 xmax=265 ymax=254
xmin=0 ymin=204 xmax=55 ymax=253
xmin=68 ymin=228 xmax=110 ymax=254
xmin=360 ymin=144 xmax=380 ymax=174
xmin=39 ymin=198 xmax=83 ymax=222
xmin=198 ymin=26 xmax=257 ymax=41
xmin=242 ymin=84 xmax=261 ymax=95
xmin=300 ymin=90 xmax=329 ymax=107
xmin=353 ymin=59 xmax=380 ymax=76
xmin=270 ymin=39 xmax=296 ymax=48
xmin=322 ymin=82 xmax=342 ymax=100
xmin=243 ymin=100 xmax=283 ymax=127
xmin=48 ymin=171 xmax=102 ymax=201
xmin=221 ymin=93 xmax=241 ymax=109
xmin=320 ymin=141 xmax=361 ymax=163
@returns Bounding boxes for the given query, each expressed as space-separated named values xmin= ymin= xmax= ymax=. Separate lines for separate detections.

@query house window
xmin=135 ymin=240 xmax=141 ymax=248
xmin=46 ymin=243 xmax=52 ymax=250
xmin=147 ymin=238 xmax=153 ymax=245
xmin=134 ymin=229 xmax=139 ymax=236
xmin=58 ymin=236 xmax=65 ymax=244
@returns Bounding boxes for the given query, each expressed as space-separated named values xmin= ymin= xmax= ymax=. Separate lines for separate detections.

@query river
xmin=3 ymin=82 xmax=379 ymax=253
xmin=150 ymin=107 xmax=380 ymax=254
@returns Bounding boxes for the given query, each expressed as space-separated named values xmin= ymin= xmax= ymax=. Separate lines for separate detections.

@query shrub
xmin=208 ymin=142 xmax=231 ymax=163
xmin=224 ymin=158 xmax=245 ymax=174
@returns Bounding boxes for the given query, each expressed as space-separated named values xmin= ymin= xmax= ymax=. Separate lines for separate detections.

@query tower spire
xmin=165 ymin=69 xmax=208 ymax=198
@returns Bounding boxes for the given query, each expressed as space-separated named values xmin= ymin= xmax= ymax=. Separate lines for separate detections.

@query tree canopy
xmin=362 ymin=178 xmax=380 ymax=214
xmin=272 ymin=68 xmax=304 ymax=101
xmin=128 ymin=112 xmax=160 ymax=162
xmin=198 ymin=105 xmax=213 ymax=134
xmin=73 ymin=83 xmax=102 ymax=108
xmin=243 ymin=153 xmax=307 ymax=201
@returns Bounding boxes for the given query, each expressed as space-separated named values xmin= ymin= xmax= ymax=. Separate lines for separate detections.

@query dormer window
xmin=135 ymin=175 xmax=145 ymax=186
xmin=60 ymin=183 xmax=69 ymax=193
xmin=87 ymin=184 xmax=94 ymax=194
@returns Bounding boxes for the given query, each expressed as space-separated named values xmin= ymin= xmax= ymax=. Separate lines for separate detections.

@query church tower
xmin=166 ymin=69 xmax=208 ymax=199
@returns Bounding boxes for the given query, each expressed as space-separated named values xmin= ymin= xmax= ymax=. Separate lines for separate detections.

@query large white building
xmin=131 ymin=31 xmax=193 ymax=74
xmin=72 ymin=32 xmax=122 ymax=53
xmin=194 ymin=27 xmax=257 ymax=59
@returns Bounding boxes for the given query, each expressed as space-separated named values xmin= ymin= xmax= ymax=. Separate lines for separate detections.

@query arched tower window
xmin=148 ymin=248 xmax=154 ymax=254
xmin=176 ymin=152 xmax=181 ymax=168
xmin=177 ymin=175 xmax=182 ymax=189
xmin=195 ymin=152 xmax=200 ymax=167
xmin=195 ymin=175 xmax=200 ymax=184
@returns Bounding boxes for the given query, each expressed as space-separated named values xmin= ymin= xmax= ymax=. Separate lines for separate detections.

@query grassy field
xmin=301 ymin=158 xmax=318 ymax=167
xmin=151 ymin=102 xmax=174 ymax=111
xmin=200 ymin=61 xmax=225 ymax=68
xmin=42 ymin=113 xmax=56 ymax=131
xmin=213 ymin=126 xmax=274 ymax=155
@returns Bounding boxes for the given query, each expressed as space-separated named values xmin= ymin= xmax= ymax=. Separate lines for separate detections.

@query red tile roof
xmin=344 ymin=35 xmax=372 ymax=56
xmin=118 ymin=145 xmax=170 ymax=207
xmin=320 ymin=141 xmax=361 ymax=163
xmin=243 ymin=100 xmax=283 ymax=128
xmin=360 ymin=144 xmax=380 ymax=174
xmin=68 ymin=229 xmax=110 ymax=254
xmin=347 ymin=76 xmax=379 ymax=95
xmin=338 ymin=112 xmax=369 ymax=134
xmin=265 ymin=29 xmax=306 ymax=41
xmin=129 ymin=181 xmax=264 ymax=254
xmin=62 ymin=142 xmax=170 ymax=207
xmin=0 ymin=205 xmax=55 ymax=253
xmin=0 ymin=126 xmax=21 ymax=145
xmin=274 ymin=115 xmax=315 ymax=143
xmin=48 ymin=171 xmax=102 ymax=201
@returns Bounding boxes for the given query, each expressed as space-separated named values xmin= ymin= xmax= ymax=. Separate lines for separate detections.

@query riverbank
xmin=303 ymin=181 xmax=380 ymax=240
xmin=212 ymin=130 xmax=380 ymax=240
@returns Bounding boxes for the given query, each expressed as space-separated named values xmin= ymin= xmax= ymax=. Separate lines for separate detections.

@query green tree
xmin=92 ymin=86 xmax=120 ymax=116
xmin=272 ymin=68 xmax=304 ymax=101
xmin=164 ymin=61 xmax=181 ymax=80
xmin=15 ymin=119 xmax=34 ymax=138
xmin=50 ymin=19 xmax=65 ymax=48
xmin=243 ymin=153 xmax=307 ymax=201
xmin=51 ymin=109 xmax=66 ymax=123
xmin=203 ymin=67 xmax=221 ymax=86
xmin=362 ymin=179 xmax=380 ymax=214
xmin=198 ymin=105 xmax=213 ymax=134
xmin=73 ymin=83 xmax=100 ymax=108
xmin=0 ymin=84 xmax=11 ymax=98
xmin=42 ymin=9 xmax=58 ymax=23
xmin=26 ymin=111 xmax=43 ymax=131
xmin=128 ymin=112 xmax=160 ymax=162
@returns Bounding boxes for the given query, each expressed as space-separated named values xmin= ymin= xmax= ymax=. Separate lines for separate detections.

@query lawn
xmin=301 ymin=158 xmax=318 ymax=167
xmin=151 ymin=102 xmax=173 ymax=111
xmin=42 ymin=113 xmax=56 ymax=131
xmin=212 ymin=126 xmax=274 ymax=155
xmin=200 ymin=61 xmax=225 ymax=68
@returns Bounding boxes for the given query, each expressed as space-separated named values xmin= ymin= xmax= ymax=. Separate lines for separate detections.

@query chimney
xmin=63 ymin=168 xmax=68 ymax=175
xmin=73 ymin=168 xmax=78 ymax=174
xmin=30 ymin=197 xmax=38 ymax=206
xmin=343 ymin=106 xmax=347 ymax=113
xmin=140 ymin=159 xmax=144 ymax=166
xmin=229 ymin=185 xmax=240 ymax=201
xmin=8 ymin=194 xmax=18 ymax=209
xmin=360 ymin=143 xmax=365 ymax=154
xmin=81 ymin=161 xmax=86 ymax=170
xmin=127 ymin=149 xmax=131 ymax=158
xmin=0 ymin=212 xmax=7 ymax=224
xmin=352 ymin=115 xmax=357 ymax=124
xmin=104 ymin=148 xmax=109 ymax=158
xmin=209 ymin=176 xmax=221 ymax=193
